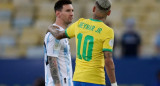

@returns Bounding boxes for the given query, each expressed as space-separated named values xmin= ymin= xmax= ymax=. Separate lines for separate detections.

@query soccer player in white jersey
xmin=44 ymin=0 xmax=74 ymax=86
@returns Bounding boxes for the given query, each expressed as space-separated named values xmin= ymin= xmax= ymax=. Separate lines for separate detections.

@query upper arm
xmin=103 ymin=29 xmax=114 ymax=52
xmin=103 ymin=51 xmax=114 ymax=65
xmin=46 ymin=36 xmax=61 ymax=84
xmin=104 ymin=51 xmax=113 ymax=59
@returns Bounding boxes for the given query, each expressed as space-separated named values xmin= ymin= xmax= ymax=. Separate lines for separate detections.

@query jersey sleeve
xmin=65 ymin=18 xmax=84 ymax=38
xmin=47 ymin=33 xmax=61 ymax=57
xmin=103 ymin=29 xmax=114 ymax=52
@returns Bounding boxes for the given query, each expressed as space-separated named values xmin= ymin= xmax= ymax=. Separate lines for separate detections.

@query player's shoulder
xmin=102 ymin=24 xmax=114 ymax=32
xmin=77 ymin=18 xmax=88 ymax=23
xmin=74 ymin=18 xmax=87 ymax=25
xmin=78 ymin=18 xmax=85 ymax=21
xmin=45 ymin=32 xmax=56 ymax=41
xmin=108 ymin=26 xmax=114 ymax=32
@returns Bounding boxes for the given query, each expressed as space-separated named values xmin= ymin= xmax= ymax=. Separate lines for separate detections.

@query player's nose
xmin=70 ymin=11 xmax=74 ymax=16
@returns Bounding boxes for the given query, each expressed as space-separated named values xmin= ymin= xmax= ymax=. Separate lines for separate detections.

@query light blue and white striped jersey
xmin=44 ymin=24 xmax=73 ymax=86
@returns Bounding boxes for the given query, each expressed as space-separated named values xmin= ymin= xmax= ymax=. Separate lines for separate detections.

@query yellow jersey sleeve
xmin=103 ymin=29 xmax=114 ymax=52
xmin=65 ymin=18 xmax=84 ymax=38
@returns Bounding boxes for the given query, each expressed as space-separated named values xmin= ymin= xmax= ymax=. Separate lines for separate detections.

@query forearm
xmin=48 ymin=25 xmax=67 ymax=39
xmin=48 ymin=56 xmax=61 ymax=85
xmin=104 ymin=51 xmax=117 ymax=85
xmin=105 ymin=58 xmax=116 ymax=83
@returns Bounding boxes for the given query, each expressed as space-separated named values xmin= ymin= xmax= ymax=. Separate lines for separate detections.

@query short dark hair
xmin=54 ymin=0 xmax=72 ymax=12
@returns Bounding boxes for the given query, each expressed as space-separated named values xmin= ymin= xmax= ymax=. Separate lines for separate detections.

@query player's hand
xmin=55 ymin=83 xmax=61 ymax=86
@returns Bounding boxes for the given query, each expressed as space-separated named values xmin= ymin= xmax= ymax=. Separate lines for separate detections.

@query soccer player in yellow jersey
xmin=48 ymin=0 xmax=118 ymax=86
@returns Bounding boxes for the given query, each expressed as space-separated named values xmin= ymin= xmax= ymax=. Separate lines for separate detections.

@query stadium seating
xmin=0 ymin=0 xmax=160 ymax=58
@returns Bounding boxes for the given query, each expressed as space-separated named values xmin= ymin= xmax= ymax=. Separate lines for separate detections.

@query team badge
xmin=109 ymin=39 xmax=114 ymax=47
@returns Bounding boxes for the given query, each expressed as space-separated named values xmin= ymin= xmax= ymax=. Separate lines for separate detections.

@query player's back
xmin=73 ymin=18 xmax=114 ymax=85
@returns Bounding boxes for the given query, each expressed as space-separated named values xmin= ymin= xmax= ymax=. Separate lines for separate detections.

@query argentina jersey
xmin=44 ymin=24 xmax=73 ymax=86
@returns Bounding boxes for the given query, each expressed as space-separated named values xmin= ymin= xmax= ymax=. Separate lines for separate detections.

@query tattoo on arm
xmin=48 ymin=25 xmax=67 ymax=39
xmin=57 ymin=30 xmax=67 ymax=39
xmin=104 ymin=51 xmax=115 ymax=71
xmin=104 ymin=51 xmax=113 ymax=59
xmin=48 ymin=56 xmax=60 ymax=84
xmin=103 ymin=51 xmax=116 ymax=83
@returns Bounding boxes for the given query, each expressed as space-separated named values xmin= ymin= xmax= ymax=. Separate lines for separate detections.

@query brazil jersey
xmin=65 ymin=18 xmax=114 ymax=85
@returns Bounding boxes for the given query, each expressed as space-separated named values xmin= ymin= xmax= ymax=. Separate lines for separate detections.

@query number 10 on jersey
xmin=77 ymin=33 xmax=94 ymax=61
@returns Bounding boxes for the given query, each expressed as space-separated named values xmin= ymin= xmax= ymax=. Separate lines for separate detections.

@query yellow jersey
xmin=65 ymin=18 xmax=114 ymax=85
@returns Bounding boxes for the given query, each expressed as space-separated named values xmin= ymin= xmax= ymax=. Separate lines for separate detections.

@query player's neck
xmin=55 ymin=19 xmax=68 ymax=29
xmin=93 ymin=15 xmax=106 ymax=22
xmin=92 ymin=17 xmax=106 ymax=22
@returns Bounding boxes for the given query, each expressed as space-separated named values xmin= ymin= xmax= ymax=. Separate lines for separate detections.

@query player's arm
xmin=48 ymin=19 xmax=81 ymax=39
xmin=48 ymin=25 xmax=67 ymax=40
xmin=104 ymin=51 xmax=117 ymax=86
xmin=48 ymin=56 xmax=61 ymax=86
xmin=46 ymin=34 xmax=62 ymax=86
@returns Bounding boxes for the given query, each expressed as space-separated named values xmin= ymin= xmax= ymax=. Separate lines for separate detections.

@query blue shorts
xmin=73 ymin=81 xmax=105 ymax=86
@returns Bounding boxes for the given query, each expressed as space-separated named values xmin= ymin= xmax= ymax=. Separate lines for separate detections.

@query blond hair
xmin=96 ymin=0 xmax=111 ymax=12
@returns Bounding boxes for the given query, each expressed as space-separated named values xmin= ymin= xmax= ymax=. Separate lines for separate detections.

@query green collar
xmin=89 ymin=18 xmax=102 ymax=22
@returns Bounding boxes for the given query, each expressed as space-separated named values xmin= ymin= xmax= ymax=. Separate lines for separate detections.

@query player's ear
xmin=93 ymin=6 xmax=96 ymax=12
xmin=56 ymin=10 xmax=60 ymax=17
xmin=107 ymin=10 xmax=111 ymax=16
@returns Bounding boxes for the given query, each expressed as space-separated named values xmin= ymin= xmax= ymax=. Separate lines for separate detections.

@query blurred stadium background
xmin=0 ymin=0 xmax=160 ymax=86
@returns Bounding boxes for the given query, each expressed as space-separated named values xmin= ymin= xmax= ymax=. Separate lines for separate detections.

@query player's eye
xmin=66 ymin=9 xmax=73 ymax=12
xmin=66 ymin=9 xmax=70 ymax=12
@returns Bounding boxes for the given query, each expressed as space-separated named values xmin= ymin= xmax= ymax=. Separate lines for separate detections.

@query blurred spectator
xmin=121 ymin=18 xmax=141 ymax=58
xmin=155 ymin=31 xmax=160 ymax=57
xmin=33 ymin=77 xmax=45 ymax=86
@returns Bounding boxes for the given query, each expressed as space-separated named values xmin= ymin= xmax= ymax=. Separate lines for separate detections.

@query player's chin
xmin=68 ymin=20 xmax=72 ymax=24
xmin=69 ymin=18 xmax=73 ymax=22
